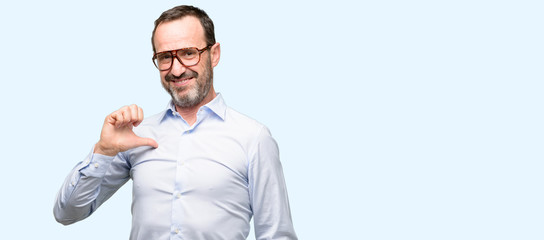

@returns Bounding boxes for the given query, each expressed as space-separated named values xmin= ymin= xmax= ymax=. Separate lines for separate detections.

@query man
xmin=54 ymin=5 xmax=297 ymax=240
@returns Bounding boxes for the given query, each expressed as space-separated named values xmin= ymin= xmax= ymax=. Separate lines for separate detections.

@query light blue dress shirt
xmin=54 ymin=94 xmax=297 ymax=240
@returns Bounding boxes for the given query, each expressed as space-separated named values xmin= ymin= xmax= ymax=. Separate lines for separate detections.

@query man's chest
xmin=128 ymin=132 xmax=250 ymax=197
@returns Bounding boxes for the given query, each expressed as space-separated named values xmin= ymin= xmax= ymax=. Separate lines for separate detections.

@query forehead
xmin=154 ymin=16 xmax=206 ymax=52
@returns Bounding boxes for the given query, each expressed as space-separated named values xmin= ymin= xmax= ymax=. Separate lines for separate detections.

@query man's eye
xmin=158 ymin=54 xmax=171 ymax=61
xmin=180 ymin=50 xmax=196 ymax=58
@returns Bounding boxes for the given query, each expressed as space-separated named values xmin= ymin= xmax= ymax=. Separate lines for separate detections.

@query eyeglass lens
xmin=154 ymin=48 xmax=201 ymax=70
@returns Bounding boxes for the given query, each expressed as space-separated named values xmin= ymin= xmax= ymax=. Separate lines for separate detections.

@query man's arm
xmin=248 ymin=127 xmax=298 ymax=240
xmin=53 ymin=151 xmax=130 ymax=224
xmin=53 ymin=105 xmax=157 ymax=225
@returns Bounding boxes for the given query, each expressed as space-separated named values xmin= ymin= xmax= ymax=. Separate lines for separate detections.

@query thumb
xmin=133 ymin=136 xmax=159 ymax=149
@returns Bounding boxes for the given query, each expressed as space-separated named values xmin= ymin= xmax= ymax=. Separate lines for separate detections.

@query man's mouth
xmin=170 ymin=77 xmax=193 ymax=86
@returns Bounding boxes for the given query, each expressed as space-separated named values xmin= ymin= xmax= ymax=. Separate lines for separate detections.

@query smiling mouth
xmin=171 ymin=77 xmax=193 ymax=86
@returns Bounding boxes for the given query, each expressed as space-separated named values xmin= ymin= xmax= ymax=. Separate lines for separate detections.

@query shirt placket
xmin=169 ymin=109 xmax=207 ymax=239
xmin=170 ymin=115 xmax=195 ymax=239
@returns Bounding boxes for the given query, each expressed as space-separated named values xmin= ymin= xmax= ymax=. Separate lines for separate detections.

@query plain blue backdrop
xmin=0 ymin=1 xmax=543 ymax=239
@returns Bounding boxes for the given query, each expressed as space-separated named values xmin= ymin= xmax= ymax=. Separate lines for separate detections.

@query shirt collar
xmin=159 ymin=93 xmax=227 ymax=123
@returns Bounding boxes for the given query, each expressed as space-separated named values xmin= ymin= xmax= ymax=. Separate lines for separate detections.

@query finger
xmin=135 ymin=106 xmax=144 ymax=127
xmin=132 ymin=136 xmax=158 ymax=149
xmin=128 ymin=104 xmax=140 ymax=127
xmin=121 ymin=107 xmax=132 ymax=126
xmin=107 ymin=112 xmax=116 ymax=124
xmin=110 ymin=111 xmax=124 ymax=128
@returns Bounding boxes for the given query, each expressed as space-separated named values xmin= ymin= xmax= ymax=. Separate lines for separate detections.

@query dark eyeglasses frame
xmin=152 ymin=45 xmax=212 ymax=71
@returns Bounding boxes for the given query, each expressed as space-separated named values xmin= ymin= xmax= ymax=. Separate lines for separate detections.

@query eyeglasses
xmin=152 ymin=45 xmax=212 ymax=71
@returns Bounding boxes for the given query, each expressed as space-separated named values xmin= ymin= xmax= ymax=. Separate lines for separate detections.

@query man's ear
xmin=210 ymin=43 xmax=221 ymax=67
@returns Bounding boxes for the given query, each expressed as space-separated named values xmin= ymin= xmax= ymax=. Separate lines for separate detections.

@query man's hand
xmin=94 ymin=104 xmax=158 ymax=156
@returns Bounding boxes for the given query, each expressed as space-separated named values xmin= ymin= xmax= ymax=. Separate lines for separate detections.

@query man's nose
xmin=170 ymin=57 xmax=187 ymax=76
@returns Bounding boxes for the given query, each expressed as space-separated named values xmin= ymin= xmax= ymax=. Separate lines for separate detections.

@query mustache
xmin=165 ymin=70 xmax=198 ymax=82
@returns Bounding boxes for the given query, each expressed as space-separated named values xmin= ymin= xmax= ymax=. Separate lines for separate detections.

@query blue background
xmin=0 ymin=1 xmax=542 ymax=239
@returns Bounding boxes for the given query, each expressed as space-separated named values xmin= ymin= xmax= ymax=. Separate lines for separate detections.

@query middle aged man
xmin=54 ymin=5 xmax=297 ymax=240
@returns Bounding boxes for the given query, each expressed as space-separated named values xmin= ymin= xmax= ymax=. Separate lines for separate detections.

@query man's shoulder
xmin=223 ymin=106 xmax=277 ymax=144
xmin=225 ymin=106 xmax=268 ymax=131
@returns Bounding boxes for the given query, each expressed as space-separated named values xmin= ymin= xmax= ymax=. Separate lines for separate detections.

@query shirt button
xmin=94 ymin=163 xmax=99 ymax=168
xmin=176 ymin=193 xmax=182 ymax=199
xmin=175 ymin=228 xmax=180 ymax=234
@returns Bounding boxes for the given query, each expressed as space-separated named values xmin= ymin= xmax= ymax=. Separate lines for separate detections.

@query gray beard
xmin=169 ymin=76 xmax=210 ymax=108
xmin=163 ymin=59 xmax=213 ymax=108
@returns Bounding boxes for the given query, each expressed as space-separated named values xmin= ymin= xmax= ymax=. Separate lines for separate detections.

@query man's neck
xmin=175 ymin=91 xmax=217 ymax=126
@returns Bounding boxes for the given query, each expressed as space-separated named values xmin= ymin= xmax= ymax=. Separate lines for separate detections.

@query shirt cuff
xmin=78 ymin=149 xmax=115 ymax=178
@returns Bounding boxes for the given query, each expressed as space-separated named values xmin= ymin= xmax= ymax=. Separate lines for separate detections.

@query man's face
xmin=153 ymin=17 xmax=215 ymax=108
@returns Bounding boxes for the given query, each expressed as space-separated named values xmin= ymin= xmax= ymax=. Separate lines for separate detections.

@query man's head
xmin=152 ymin=5 xmax=220 ymax=109
xmin=152 ymin=5 xmax=216 ymax=54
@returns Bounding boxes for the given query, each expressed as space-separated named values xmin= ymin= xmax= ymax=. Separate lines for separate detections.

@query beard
xmin=162 ymin=57 xmax=213 ymax=108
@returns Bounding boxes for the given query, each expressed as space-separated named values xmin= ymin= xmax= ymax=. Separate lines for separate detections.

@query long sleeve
xmin=53 ymin=148 xmax=131 ymax=225
xmin=248 ymin=127 xmax=297 ymax=240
